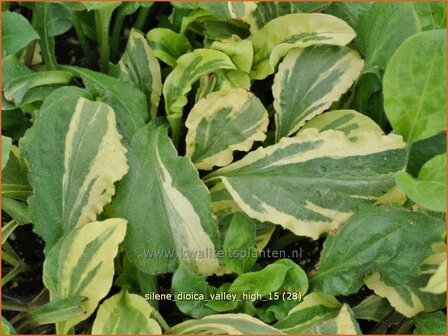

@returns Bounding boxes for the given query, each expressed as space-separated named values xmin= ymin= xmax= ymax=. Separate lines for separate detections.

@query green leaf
xmin=21 ymin=96 xmax=128 ymax=250
xmin=352 ymin=295 xmax=393 ymax=322
xmin=4 ymin=71 xmax=73 ymax=105
xmin=397 ymin=154 xmax=446 ymax=212
xmin=413 ymin=311 xmax=447 ymax=335
xmin=173 ymin=2 xmax=256 ymax=21
xmin=146 ymin=28 xmax=193 ymax=67
xmin=1 ymin=197 xmax=30 ymax=225
xmin=45 ymin=3 xmax=72 ymax=37
xmin=64 ymin=66 xmax=147 ymax=141
xmin=406 ymin=132 xmax=446 ymax=177
xmin=43 ymin=218 xmax=126 ymax=334
xmin=364 ymin=243 xmax=446 ymax=317
xmin=355 ymin=3 xmax=420 ymax=73
xmin=92 ymin=290 xmax=161 ymax=334
xmin=1 ymin=317 xmax=16 ymax=335
xmin=246 ymin=2 xmax=331 ymax=32
xmin=210 ymin=39 xmax=253 ymax=74
xmin=2 ymin=136 xmax=12 ymax=170
xmin=205 ymin=129 xmax=406 ymax=240
xmin=273 ymin=292 xmax=342 ymax=333
xmin=114 ymin=29 xmax=162 ymax=119
xmin=2 ymin=55 xmax=32 ymax=87
xmin=222 ymin=212 xmax=258 ymax=274
xmin=110 ymin=121 xmax=219 ymax=275
xmin=229 ymin=259 xmax=308 ymax=298
xmin=414 ymin=2 xmax=446 ymax=31
xmin=1 ymin=11 xmax=39 ymax=57
xmin=383 ymin=30 xmax=446 ymax=143
xmin=273 ymin=45 xmax=363 ymax=139
xmin=250 ymin=13 xmax=356 ymax=80
xmin=421 ymin=253 xmax=446 ymax=295
xmin=324 ymin=2 xmax=371 ymax=30
xmin=1 ymin=145 xmax=31 ymax=201
xmin=310 ymin=205 xmax=445 ymax=296
xmin=185 ymin=88 xmax=268 ymax=170
xmin=31 ymin=3 xmax=59 ymax=69
xmin=163 ymin=49 xmax=236 ymax=144
xmin=301 ymin=110 xmax=383 ymax=140
xmin=172 ymin=264 xmax=217 ymax=318
xmin=167 ymin=313 xmax=282 ymax=334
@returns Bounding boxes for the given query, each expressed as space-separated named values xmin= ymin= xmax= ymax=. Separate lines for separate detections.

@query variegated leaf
xmin=115 ymin=29 xmax=162 ymax=119
xmin=274 ymin=292 xmax=361 ymax=334
xmin=173 ymin=2 xmax=256 ymax=21
xmin=163 ymin=49 xmax=236 ymax=144
xmin=301 ymin=109 xmax=383 ymax=140
xmin=147 ymin=28 xmax=193 ymax=67
xmin=167 ymin=313 xmax=281 ymax=334
xmin=422 ymin=251 xmax=446 ymax=294
xmin=1 ymin=145 xmax=31 ymax=201
xmin=273 ymin=46 xmax=363 ymax=139
xmin=210 ymin=39 xmax=253 ymax=74
xmin=186 ymin=89 xmax=268 ymax=170
xmin=43 ymin=218 xmax=127 ymax=334
xmin=110 ymin=121 xmax=219 ymax=275
xmin=205 ymin=129 xmax=406 ymax=239
xmin=250 ymin=13 xmax=357 ymax=80
xmin=92 ymin=290 xmax=161 ymax=334
xmin=21 ymin=96 xmax=128 ymax=250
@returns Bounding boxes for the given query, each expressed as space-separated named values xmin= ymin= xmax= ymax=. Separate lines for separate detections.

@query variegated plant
xmin=2 ymin=2 xmax=446 ymax=335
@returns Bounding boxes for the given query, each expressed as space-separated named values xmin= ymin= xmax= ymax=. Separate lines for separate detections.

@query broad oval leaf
xmin=43 ymin=218 xmax=127 ymax=334
xmin=163 ymin=49 xmax=236 ymax=143
xmin=64 ymin=66 xmax=147 ymax=141
xmin=396 ymin=154 xmax=446 ymax=212
xmin=250 ymin=13 xmax=356 ymax=80
xmin=383 ymin=30 xmax=446 ymax=143
xmin=273 ymin=46 xmax=364 ymax=139
xmin=355 ymin=3 xmax=420 ymax=73
xmin=114 ymin=29 xmax=162 ymax=120
xmin=2 ymin=11 xmax=39 ymax=57
xmin=167 ymin=313 xmax=282 ymax=335
xmin=301 ymin=110 xmax=383 ymax=140
xmin=110 ymin=121 xmax=219 ymax=275
xmin=185 ymin=89 xmax=268 ymax=170
xmin=205 ymin=129 xmax=406 ymax=239
xmin=92 ymin=290 xmax=161 ymax=334
xmin=310 ymin=205 xmax=446 ymax=296
xmin=146 ymin=28 xmax=193 ymax=67
xmin=21 ymin=96 xmax=128 ymax=250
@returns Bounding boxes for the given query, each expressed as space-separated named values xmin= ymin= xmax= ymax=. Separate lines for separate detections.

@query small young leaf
xmin=413 ymin=311 xmax=447 ymax=335
xmin=383 ymin=30 xmax=446 ymax=143
xmin=43 ymin=218 xmax=127 ymax=334
xmin=92 ymin=290 xmax=161 ymax=334
xmin=186 ymin=88 xmax=268 ymax=170
xmin=146 ymin=28 xmax=193 ymax=67
xmin=396 ymin=154 xmax=446 ymax=212
xmin=250 ymin=13 xmax=356 ymax=80
xmin=114 ymin=29 xmax=162 ymax=119
xmin=1 ymin=145 xmax=31 ymax=201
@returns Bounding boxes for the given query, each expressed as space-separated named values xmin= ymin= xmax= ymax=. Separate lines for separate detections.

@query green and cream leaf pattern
xmin=186 ymin=89 xmax=268 ymax=170
xmin=146 ymin=28 xmax=193 ymax=67
xmin=273 ymin=46 xmax=364 ymax=139
xmin=21 ymin=96 xmax=128 ymax=250
xmin=274 ymin=292 xmax=342 ymax=333
xmin=167 ymin=313 xmax=282 ymax=335
xmin=301 ymin=110 xmax=383 ymax=140
xmin=115 ymin=29 xmax=162 ymax=119
xmin=210 ymin=39 xmax=253 ymax=74
xmin=1 ymin=145 xmax=31 ymax=201
xmin=111 ymin=121 xmax=219 ymax=275
xmin=163 ymin=49 xmax=236 ymax=143
xmin=43 ymin=218 xmax=127 ymax=334
xmin=250 ymin=13 xmax=357 ymax=80
xmin=422 ymin=249 xmax=446 ymax=295
xmin=205 ymin=129 xmax=406 ymax=239
xmin=92 ymin=290 xmax=162 ymax=334
xmin=311 ymin=205 xmax=446 ymax=296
